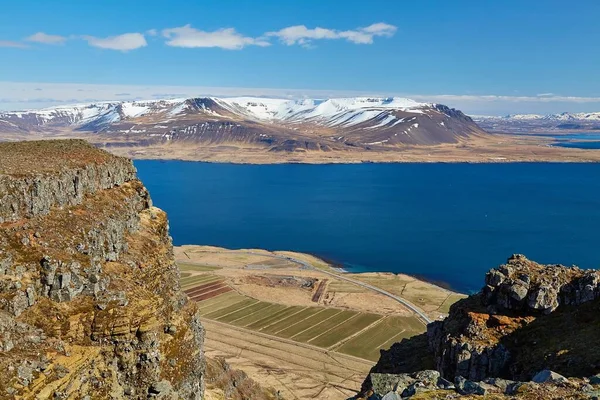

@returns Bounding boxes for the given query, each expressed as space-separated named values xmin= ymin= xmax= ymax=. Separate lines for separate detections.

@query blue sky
xmin=1 ymin=0 xmax=599 ymax=115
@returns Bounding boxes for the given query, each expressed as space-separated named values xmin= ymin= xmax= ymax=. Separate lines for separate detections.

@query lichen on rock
xmin=359 ymin=254 xmax=600 ymax=399
xmin=0 ymin=140 xmax=204 ymax=399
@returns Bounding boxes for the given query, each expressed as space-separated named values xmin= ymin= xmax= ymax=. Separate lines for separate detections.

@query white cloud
xmin=82 ymin=33 xmax=147 ymax=51
xmin=146 ymin=29 xmax=158 ymax=37
xmin=266 ymin=22 xmax=397 ymax=46
xmin=25 ymin=32 xmax=67 ymax=45
xmin=162 ymin=25 xmax=270 ymax=50
xmin=0 ymin=40 xmax=28 ymax=48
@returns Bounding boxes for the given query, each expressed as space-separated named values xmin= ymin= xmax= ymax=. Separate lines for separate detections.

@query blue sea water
xmin=553 ymin=142 xmax=600 ymax=149
xmin=527 ymin=132 xmax=600 ymax=149
xmin=135 ymin=161 xmax=600 ymax=293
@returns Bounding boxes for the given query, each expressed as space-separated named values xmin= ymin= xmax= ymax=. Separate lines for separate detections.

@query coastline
xmin=3 ymin=134 xmax=600 ymax=164
xmin=176 ymin=244 xmax=466 ymax=297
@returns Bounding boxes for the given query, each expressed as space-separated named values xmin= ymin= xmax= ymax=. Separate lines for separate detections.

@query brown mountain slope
xmin=0 ymin=97 xmax=487 ymax=154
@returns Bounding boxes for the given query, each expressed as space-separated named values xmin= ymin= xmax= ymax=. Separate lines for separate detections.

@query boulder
xmin=370 ymin=373 xmax=415 ymax=395
xmin=589 ymin=374 xmax=600 ymax=385
xmin=531 ymin=370 xmax=568 ymax=384
xmin=454 ymin=376 xmax=487 ymax=395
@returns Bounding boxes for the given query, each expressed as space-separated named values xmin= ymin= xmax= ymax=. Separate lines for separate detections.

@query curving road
xmin=185 ymin=249 xmax=433 ymax=325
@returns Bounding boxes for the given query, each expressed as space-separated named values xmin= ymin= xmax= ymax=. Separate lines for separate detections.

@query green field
xmin=310 ymin=313 xmax=382 ymax=348
xmin=249 ymin=306 xmax=305 ymax=330
xmin=184 ymin=270 xmax=427 ymax=361
xmin=218 ymin=301 xmax=272 ymax=323
xmin=292 ymin=310 xmax=357 ymax=342
xmin=232 ymin=304 xmax=288 ymax=327
xmin=260 ymin=307 xmax=321 ymax=335
xmin=275 ymin=308 xmax=340 ymax=339
xmin=203 ymin=299 xmax=258 ymax=319
xmin=197 ymin=293 xmax=247 ymax=314
xmin=335 ymin=315 xmax=422 ymax=360
xmin=438 ymin=294 xmax=466 ymax=313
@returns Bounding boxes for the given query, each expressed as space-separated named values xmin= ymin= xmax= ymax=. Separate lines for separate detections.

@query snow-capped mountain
xmin=473 ymin=111 xmax=600 ymax=133
xmin=0 ymin=96 xmax=486 ymax=150
xmin=475 ymin=112 xmax=600 ymax=122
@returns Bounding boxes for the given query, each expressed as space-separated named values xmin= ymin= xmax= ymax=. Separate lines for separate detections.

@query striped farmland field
xmin=182 ymin=271 xmax=426 ymax=361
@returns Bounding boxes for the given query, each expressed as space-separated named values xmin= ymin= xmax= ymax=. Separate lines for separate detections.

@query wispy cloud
xmin=162 ymin=25 xmax=270 ymax=50
xmin=10 ymin=22 xmax=396 ymax=52
xmin=82 ymin=33 xmax=147 ymax=51
xmin=411 ymin=94 xmax=600 ymax=104
xmin=266 ymin=22 xmax=397 ymax=47
xmin=25 ymin=32 xmax=67 ymax=45
xmin=0 ymin=40 xmax=28 ymax=48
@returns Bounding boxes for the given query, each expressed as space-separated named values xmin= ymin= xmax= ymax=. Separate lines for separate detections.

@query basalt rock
xmin=0 ymin=140 xmax=204 ymax=399
xmin=360 ymin=255 xmax=600 ymax=399
xmin=483 ymin=254 xmax=600 ymax=314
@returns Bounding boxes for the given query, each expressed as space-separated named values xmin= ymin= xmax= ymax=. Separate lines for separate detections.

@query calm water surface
xmin=135 ymin=161 xmax=600 ymax=293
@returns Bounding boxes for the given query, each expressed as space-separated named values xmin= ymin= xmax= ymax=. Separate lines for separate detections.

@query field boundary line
xmin=203 ymin=318 xmax=374 ymax=366
xmin=373 ymin=328 xmax=407 ymax=350
xmin=204 ymin=299 xmax=260 ymax=319
xmin=206 ymin=335 xmax=364 ymax=383
xmin=204 ymin=336 xmax=363 ymax=384
xmin=195 ymin=292 xmax=244 ymax=311
xmin=238 ymin=304 xmax=289 ymax=328
xmin=289 ymin=309 xmax=344 ymax=340
xmin=185 ymin=251 xmax=433 ymax=324
xmin=307 ymin=313 xmax=360 ymax=344
xmin=271 ymin=308 xmax=327 ymax=335
xmin=227 ymin=302 xmax=278 ymax=324
xmin=258 ymin=306 xmax=308 ymax=332
xmin=328 ymin=315 xmax=385 ymax=351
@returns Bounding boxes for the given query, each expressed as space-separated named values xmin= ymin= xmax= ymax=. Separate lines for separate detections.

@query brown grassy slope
xmin=0 ymin=139 xmax=118 ymax=176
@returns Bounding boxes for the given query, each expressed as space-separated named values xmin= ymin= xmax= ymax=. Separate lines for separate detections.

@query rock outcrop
xmin=0 ymin=140 xmax=204 ymax=399
xmin=360 ymin=255 xmax=600 ymax=399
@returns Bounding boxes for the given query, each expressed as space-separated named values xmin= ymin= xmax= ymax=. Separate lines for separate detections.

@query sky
xmin=1 ymin=0 xmax=599 ymax=115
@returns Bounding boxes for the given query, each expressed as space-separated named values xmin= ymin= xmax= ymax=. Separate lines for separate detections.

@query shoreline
xmin=129 ymin=154 xmax=600 ymax=165
xmin=176 ymin=244 xmax=466 ymax=296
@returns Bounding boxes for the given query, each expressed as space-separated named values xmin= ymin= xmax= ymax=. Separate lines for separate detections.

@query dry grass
xmin=202 ymin=319 xmax=373 ymax=400
xmin=0 ymin=139 xmax=121 ymax=176
xmin=93 ymin=133 xmax=600 ymax=164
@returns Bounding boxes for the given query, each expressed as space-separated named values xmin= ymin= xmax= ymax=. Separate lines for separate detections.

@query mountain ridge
xmin=0 ymin=96 xmax=485 ymax=150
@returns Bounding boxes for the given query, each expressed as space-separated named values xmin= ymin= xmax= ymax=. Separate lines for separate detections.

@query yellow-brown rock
xmin=0 ymin=140 xmax=204 ymax=399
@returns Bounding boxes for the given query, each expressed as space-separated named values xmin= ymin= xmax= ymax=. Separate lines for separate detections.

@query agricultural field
xmin=185 ymin=274 xmax=424 ymax=361
xmin=341 ymin=273 xmax=467 ymax=318
xmin=175 ymin=245 xmax=467 ymax=400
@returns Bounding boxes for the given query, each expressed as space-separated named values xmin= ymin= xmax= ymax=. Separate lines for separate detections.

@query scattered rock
xmin=531 ymin=369 xmax=568 ymax=384
xmin=454 ymin=376 xmax=486 ymax=395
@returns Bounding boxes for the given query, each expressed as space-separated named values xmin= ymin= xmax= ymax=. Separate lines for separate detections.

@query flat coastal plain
xmin=101 ymin=133 xmax=600 ymax=164
xmin=175 ymin=245 xmax=466 ymax=400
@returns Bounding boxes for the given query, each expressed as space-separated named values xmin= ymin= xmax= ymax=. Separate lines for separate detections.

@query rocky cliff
xmin=0 ymin=140 xmax=204 ymax=399
xmin=359 ymin=255 xmax=600 ymax=399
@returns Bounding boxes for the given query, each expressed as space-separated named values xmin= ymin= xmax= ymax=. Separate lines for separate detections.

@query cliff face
xmin=0 ymin=140 xmax=204 ymax=399
xmin=361 ymin=255 xmax=600 ymax=399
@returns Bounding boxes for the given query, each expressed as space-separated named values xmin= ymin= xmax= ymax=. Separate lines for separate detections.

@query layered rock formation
xmin=0 ymin=140 xmax=204 ymax=399
xmin=360 ymin=255 xmax=600 ymax=399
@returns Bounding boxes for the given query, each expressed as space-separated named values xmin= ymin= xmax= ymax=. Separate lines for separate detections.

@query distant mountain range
xmin=474 ymin=111 xmax=600 ymax=132
xmin=0 ymin=97 xmax=486 ymax=151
